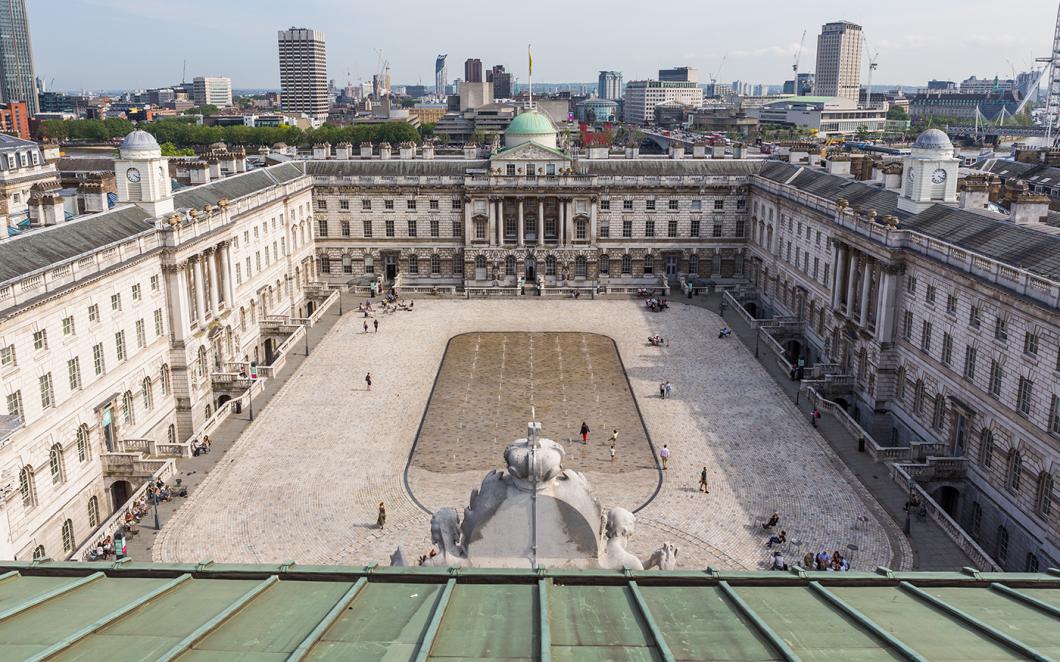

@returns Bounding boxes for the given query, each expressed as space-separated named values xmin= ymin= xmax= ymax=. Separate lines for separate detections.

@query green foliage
xmin=184 ymin=104 xmax=219 ymax=117
xmin=399 ymin=97 xmax=416 ymax=108
xmin=159 ymin=141 xmax=196 ymax=156
xmin=886 ymin=105 xmax=909 ymax=121
xmin=854 ymin=125 xmax=871 ymax=141
xmin=35 ymin=119 xmax=422 ymax=149
xmin=418 ymin=122 xmax=436 ymax=139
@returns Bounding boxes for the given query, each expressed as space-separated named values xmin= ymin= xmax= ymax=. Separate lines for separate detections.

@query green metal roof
xmin=0 ymin=562 xmax=1057 ymax=660
xmin=506 ymin=110 xmax=556 ymax=135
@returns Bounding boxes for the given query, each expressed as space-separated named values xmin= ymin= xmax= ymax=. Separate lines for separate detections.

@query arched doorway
xmin=744 ymin=302 xmax=758 ymax=318
xmin=217 ymin=394 xmax=232 ymax=408
xmin=306 ymin=301 xmax=315 ymax=316
xmin=264 ymin=338 xmax=275 ymax=365
xmin=110 ymin=480 xmax=132 ymax=512
xmin=833 ymin=397 xmax=850 ymax=411
xmin=784 ymin=340 xmax=802 ymax=365
xmin=525 ymin=257 xmax=536 ymax=280
xmin=936 ymin=485 xmax=960 ymax=518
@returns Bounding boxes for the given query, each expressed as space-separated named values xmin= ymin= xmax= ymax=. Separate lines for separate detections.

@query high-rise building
xmin=658 ymin=67 xmax=698 ymax=83
xmin=464 ymin=58 xmax=483 ymax=83
xmin=277 ymin=27 xmax=329 ymax=122
xmin=0 ymin=0 xmax=38 ymax=115
xmin=813 ymin=21 xmax=862 ymax=103
xmin=623 ymin=79 xmax=703 ymax=125
xmin=191 ymin=76 xmax=233 ymax=108
xmin=598 ymin=71 xmax=623 ymax=100
xmin=487 ymin=65 xmax=512 ymax=99
xmin=435 ymin=54 xmax=447 ymax=97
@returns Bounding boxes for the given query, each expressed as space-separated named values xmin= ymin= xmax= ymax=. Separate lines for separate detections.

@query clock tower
xmin=114 ymin=130 xmax=174 ymax=218
xmin=898 ymin=128 xmax=959 ymax=214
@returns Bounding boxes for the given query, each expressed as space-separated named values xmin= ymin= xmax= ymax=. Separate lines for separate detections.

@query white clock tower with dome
xmin=114 ymin=130 xmax=174 ymax=217
xmin=898 ymin=128 xmax=960 ymax=214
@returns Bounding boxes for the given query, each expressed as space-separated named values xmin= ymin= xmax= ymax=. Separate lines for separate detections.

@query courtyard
xmin=154 ymin=299 xmax=909 ymax=571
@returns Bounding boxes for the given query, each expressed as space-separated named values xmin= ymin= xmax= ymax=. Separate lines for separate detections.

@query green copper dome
xmin=506 ymin=110 xmax=556 ymax=135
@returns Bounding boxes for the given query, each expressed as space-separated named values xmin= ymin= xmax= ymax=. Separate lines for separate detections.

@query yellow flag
xmin=528 ymin=45 xmax=533 ymax=76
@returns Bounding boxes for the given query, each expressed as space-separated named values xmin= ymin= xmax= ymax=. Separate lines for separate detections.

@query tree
xmin=399 ymin=97 xmax=416 ymax=108
xmin=854 ymin=125 xmax=871 ymax=141
xmin=886 ymin=105 xmax=909 ymax=121
xmin=418 ymin=122 xmax=436 ymax=140
xmin=159 ymin=141 xmax=196 ymax=156
xmin=184 ymin=104 xmax=219 ymax=117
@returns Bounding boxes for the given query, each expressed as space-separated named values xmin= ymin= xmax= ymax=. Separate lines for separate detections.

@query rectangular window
xmin=88 ymin=304 xmax=99 ymax=323
xmin=317 ymin=219 xmax=328 ymax=237
xmin=599 ymin=223 xmax=609 ymax=238
xmin=645 ymin=199 xmax=655 ymax=211
xmin=340 ymin=220 xmax=351 ymax=237
xmin=644 ymin=220 xmax=655 ymax=237
xmin=92 ymin=343 xmax=105 ymax=375
xmin=824 ymin=264 xmax=831 ymax=286
xmin=154 ymin=309 xmax=164 ymax=336
xmin=363 ymin=220 xmax=373 ymax=237
xmin=39 ymin=373 xmax=53 ymax=409
xmin=989 ymin=360 xmax=1002 ymax=398
xmin=362 ymin=199 xmax=371 ymax=210
xmin=150 ymin=274 xmax=160 ymax=291
xmin=1023 ymin=331 xmax=1039 ymax=356
xmin=407 ymin=199 xmax=416 ymax=210
xmin=713 ymin=224 xmax=723 ymax=238
xmin=736 ymin=199 xmax=746 ymax=210
xmin=667 ymin=220 xmax=677 ymax=237
xmin=600 ymin=199 xmax=611 ymax=211
xmin=430 ymin=220 xmax=440 ymax=237
xmin=902 ymin=311 xmax=914 ymax=341
xmin=429 ymin=199 xmax=439 ymax=210
xmin=941 ymin=333 xmax=953 ymax=365
xmin=691 ymin=200 xmax=702 ymax=211
xmin=1049 ymin=395 xmax=1060 ymax=435
xmin=994 ymin=317 xmax=1008 ymax=341
xmin=969 ymin=305 xmax=981 ymax=328
xmin=452 ymin=220 xmax=462 ymax=238
xmin=622 ymin=200 xmax=633 ymax=211
xmin=62 ymin=316 xmax=75 ymax=336
xmin=33 ymin=329 xmax=47 ymax=351
xmin=135 ymin=319 xmax=146 ymax=348
xmin=813 ymin=257 xmax=820 ymax=280
xmin=6 ymin=390 xmax=22 ymax=418
xmin=714 ymin=199 xmax=724 ymax=210
xmin=668 ymin=199 xmax=678 ymax=211
xmin=384 ymin=199 xmax=394 ymax=210
xmin=622 ymin=220 xmax=632 ymax=238
xmin=0 ymin=344 xmax=14 ymax=368
xmin=67 ymin=357 xmax=81 ymax=391
xmin=963 ymin=345 xmax=977 ymax=380
xmin=906 ymin=275 xmax=917 ymax=295
xmin=315 ymin=199 xmax=327 ymax=210
xmin=921 ymin=320 xmax=932 ymax=353
xmin=131 ymin=284 xmax=141 ymax=301
xmin=735 ymin=219 xmax=745 ymax=237
xmin=1017 ymin=377 xmax=1033 ymax=416
xmin=690 ymin=219 xmax=700 ymax=237
xmin=386 ymin=220 xmax=395 ymax=237
xmin=946 ymin=294 xmax=957 ymax=314
xmin=452 ymin=199 xmax=462 ymax=210
xmin=111 ymin=293 xmax=121 ymax=311
xmin=115 ymin=331 xmax=126 ymax=361
xmin=408 ymin=220 xmax=417 ymax=237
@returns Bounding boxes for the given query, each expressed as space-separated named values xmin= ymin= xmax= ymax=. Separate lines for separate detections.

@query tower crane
xmin=792 ymin=29 xmax=806 ymax=80
xmin=708 ymin=53 xmax=727 ymax=87
xmin=863 ymin=36 xmax=879 ymax=108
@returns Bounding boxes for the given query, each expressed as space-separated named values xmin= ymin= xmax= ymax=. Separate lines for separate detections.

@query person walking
xmin=659 ymin=382 xmax=666 ymax=399
xmin=659 ymin=444 xmax=670 ymax=470
xmin=580 ymin=422 xmax=590 ymax=444
xmin=363 ymin=320 xmax=369 ymax=334
xmin=811 ymin=407 xmax=820 ymax=427
xmin=609 ymin=429 xmax=619 ymax=446
xmin=609 ymin=444 xmax=616 ymax=461
xmin=377 ymin=502 xmax=386 ymax=529
xmin=699 ymin=466 xmax=710 ymax=493
xmin=373 ymin=318 xmax=379 ymax=333
xmin=365 ymin=372 xmax=373 ymax=391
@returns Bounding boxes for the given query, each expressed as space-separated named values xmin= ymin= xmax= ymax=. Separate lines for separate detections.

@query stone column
xmin=464 ymin=200 xmax=472 ymax=243
xmin=206 ymin=248 xmax=220 ymax=314
xmin=193 ymin=256 xmax=207 ymax=323
xmin=859 ymin=258 xmax=873 ymax=325
xmin=221 ymin=242 xmax=234 ymax=308
xmin=496 ymin=199 xmax=503 ymax=245
xmin=167 ymin=264 xmax=190 ymax=341
xmin=537 ymin=199 xmax=544 ymax=246
xmin=875 ymin=268 xmax=897 ymax=343
xmin=562 ymin=199 xmax=569 ymax=246
xmin=845 ymin=250 xmax=858 ymax=314
xmin=830 ymin=243 xmax=844 ymax=310
xmin=517 ymin=198 xmax=525 ymax=246
xmin=589 ymin=199 xmax=598 ymax=243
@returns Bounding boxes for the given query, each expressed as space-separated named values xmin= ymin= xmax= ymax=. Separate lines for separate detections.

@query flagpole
xmin=528 ymin=44 xmax=533 ymax=108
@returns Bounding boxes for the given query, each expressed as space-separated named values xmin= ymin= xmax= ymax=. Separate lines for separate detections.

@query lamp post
xmin=152 ymin=491 xmax=160 ymax=531
xmin=304 ymin=327 xmax=310 ymax=356
xmin=904 ymin=486 xmax=913 ymax=535
xmin=754 ymin=326 xmax=761 ymax=358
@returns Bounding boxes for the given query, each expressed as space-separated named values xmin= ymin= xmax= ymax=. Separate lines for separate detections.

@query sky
xmin=32 ymin=0 xmax=1060 ymax=92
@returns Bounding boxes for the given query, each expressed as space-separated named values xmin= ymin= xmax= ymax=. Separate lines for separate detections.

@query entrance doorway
xmin=784 ymin=339 xmax=802 ymax=365
xmin=385 ymin=255 xmax=398 ymax=281
xmin=937 ymin=486 xmax=960 ymax=518
xmin=264 ymin=338 xmax=275 ymax=365
xmin=665 ymin=256 xmax=678 ymax=277
xmin=475 ymin=256 xmax=487 ymax=281
xmin=525 ymin=257 xmax=536 ymax=281
xmin=110 ymin=480 xmax=132 ymax=512
xmin=306 ymin=301 xmax=315 ymax=316
xmin=101 ymin=407 xmax=115 ymax=452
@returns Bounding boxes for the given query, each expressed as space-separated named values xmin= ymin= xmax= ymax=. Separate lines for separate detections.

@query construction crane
xmin=863 ymin=36 xmax=879 ymax=108
xmin=791 ymin=30 xmax=806 ymax=80
xmin=708 ymin=53 xmax=727 ymax=86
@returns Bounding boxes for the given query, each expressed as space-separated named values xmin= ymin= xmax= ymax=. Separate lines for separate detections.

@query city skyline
xmin=31 ymin=0 xmax=1060 ymax=92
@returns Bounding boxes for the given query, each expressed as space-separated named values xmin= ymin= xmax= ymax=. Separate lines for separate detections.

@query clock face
xmin=126 ymin=167 xmax=141 ymax=183
xmin=931 ymin=168 xmax=947 ymax=184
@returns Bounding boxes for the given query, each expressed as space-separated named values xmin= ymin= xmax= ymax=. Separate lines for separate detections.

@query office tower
xmin=598 ymin=71 xmax=623 ymax=100
xmin=487 ymin=65 xmax=512 ymax=99
xmin=191 ymin=77 xmax=233 ymax=107
xmin=813 ymin=21 xmax=862 ymax=103
xmin=464 ymin=58 xmax=483 ymax=83
xmin=435 ymin=54 xmax=447 ymax=97
xmin=658 ymin=67 xmax=698 ymax=83
xmin=277 ymin=27 xmax=328 ymax=121
xmin=0 ymin=0 xmax=38 ymax=115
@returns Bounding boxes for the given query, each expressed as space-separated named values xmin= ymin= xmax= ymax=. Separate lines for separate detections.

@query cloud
xmin=729 ymin=44 xmax=801 ymax=58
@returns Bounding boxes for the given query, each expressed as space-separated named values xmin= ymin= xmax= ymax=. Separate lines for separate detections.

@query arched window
xmin=1026 ymin=553 xmax=1040 ymax=572
xmin=31 ymin=545 xmax=45 ymax=560
xmin=76 ymin=424 xmax=90 ymax=463
xmin=1035 ymin=472 xmax=1053 ymax=516
xmin=643 ymin=255 xmax=654 ymax=274
xmin=239 ymin=307 xmax=247 ymax=332
xmin=142 ymin=377 xmax=153 ymax=411
xmin=197 ymin=347 xmax=208 ymax=378
xmin=49 ymin=444 xmax=65 ymax=485
xmin=430 ymin=254 xmax=441 ymax=274
xmin=599 ymin=255 xmax=610 ymax=274
xmin=1006 ymin=450 xmax=1023 ymax=493
xmin=505 ymin=255 xmax=516 ymax=276
xmin=408 ymin=255 xmax=419 ymax=274
xmin=575 ymin=218 xmax=587 ymax=240
xmin=167 ymin=424 xmax=176 ymax=445
xmin=475 ymin=255 xmax=486 ymax=269
xmin=621 ymin=254 xmax=632 ymax=274
xmin=19 ymin=466 xmax=36 ymax=508
xmin=160 ymin=364 xmax=171 ymax=396
xmin=978 ymin=429 xmax=994 ymax=468
xmin=895 ymin=366 xmax=906 ymax=400
xmin=913 ymin=380 xmax=925 ymax=415
xmin=121 ymin=391 xmax=135 ymax=425
xmin=575 ymin=256 xmax=587 ymax=277
xmin=545 ymin=255 xmax=557 ymax=276
xmin=61 ymin=518 xmax=74 ymax=553
xmin=88 ymin=496 xmax=100 ymax=528
xmin=932 ymin=394 xmax=946 ymax=430
xmin=995 ymin=525 xmax=1009 ymax=566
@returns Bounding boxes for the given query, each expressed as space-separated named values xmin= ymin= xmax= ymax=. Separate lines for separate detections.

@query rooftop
xmin=0 ymin=563 xmax=1055 ymax=660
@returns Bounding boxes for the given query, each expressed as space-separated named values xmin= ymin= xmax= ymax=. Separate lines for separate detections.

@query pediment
xmin=491 ymin=142 xmax=569 ymax=163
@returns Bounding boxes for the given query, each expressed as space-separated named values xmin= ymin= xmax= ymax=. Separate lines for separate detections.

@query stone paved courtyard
xmin=155 ymin=299 xmax=911 ymax=571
